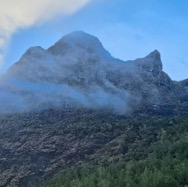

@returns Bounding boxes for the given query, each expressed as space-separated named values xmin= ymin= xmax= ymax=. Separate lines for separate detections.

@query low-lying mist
xmin=0 ymin=80 xmax=132 ymax=115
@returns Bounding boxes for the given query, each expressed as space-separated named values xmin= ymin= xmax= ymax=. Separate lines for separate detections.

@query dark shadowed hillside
xmin=0 ymin=108 xmax=188 ymax=187
xmin=38 ymin=117 xmax=188 ymax=187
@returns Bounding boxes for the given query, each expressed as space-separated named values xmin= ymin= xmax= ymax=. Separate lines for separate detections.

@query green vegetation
xmin=38 ymin=118 xmax=188 ymax=187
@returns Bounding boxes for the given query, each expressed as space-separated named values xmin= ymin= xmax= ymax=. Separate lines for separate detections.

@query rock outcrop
xmin=0 ymin=31 xmax=186 ymax=114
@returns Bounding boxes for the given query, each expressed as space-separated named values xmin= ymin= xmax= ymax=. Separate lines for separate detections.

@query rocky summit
xmin=0 ymin=32 xmax=188 ymax=187
xmin=0 ymin=31 xmax=187 ymax=114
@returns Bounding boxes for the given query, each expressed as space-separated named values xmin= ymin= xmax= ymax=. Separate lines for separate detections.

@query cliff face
xmin=0 ymin=31 xmax=185 ymax=114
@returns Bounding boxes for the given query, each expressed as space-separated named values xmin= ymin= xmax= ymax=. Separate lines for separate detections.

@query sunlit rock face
xmin=0 ymin=31 xmax=186 ymax=114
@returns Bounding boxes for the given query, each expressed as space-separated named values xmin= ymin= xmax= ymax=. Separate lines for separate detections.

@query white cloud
xmin=0 ymin=0 xmax=90 ymax=65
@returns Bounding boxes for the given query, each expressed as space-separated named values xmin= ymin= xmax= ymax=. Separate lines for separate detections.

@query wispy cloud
xmin=0 ymin=0 xmax=90 ymax=65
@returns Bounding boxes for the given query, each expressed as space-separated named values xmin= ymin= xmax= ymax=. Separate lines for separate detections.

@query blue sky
xmin=1 ymin=0 xmax=188 ymax=80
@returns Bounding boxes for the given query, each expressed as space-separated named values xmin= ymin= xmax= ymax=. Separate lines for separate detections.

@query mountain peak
xmin=48 ymin=31 xmax=111 ymax=59
xmin=134 ymin=50 xmax=163 ymax=76
xmin=58 ymin=31 xmax=100 ymax=43
xmin=58 ymin=31 xmax=103 ymax=50
xmin=147 ymin=49 xmax=162 ymax=73
xmin=147 ymin=49 xmax=161 ymax=60
xmin=60 ymin=31 xmax=98 ymax=40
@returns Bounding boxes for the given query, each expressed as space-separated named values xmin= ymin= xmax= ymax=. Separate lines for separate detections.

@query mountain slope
xmin=0 ymin=31 xmax=188 ymax=187
xmin=0 ymin=108 xmax=187 ymax=187
xmin=38 ymin=117 xmax=188 ymax=187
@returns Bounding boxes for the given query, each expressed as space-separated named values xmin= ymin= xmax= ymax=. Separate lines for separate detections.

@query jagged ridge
xmin=0 ymin=31 xmax=187 ymax=114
